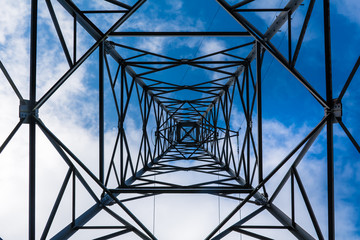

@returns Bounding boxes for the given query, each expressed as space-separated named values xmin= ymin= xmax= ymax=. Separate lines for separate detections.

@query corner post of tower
xmin=29 ymin=0 xmax=38 ymax=239
xmin=323 ymin=0 xmax=335 ymax=239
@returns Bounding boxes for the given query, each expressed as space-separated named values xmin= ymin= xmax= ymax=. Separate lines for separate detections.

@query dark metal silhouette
xmin=1 ymin=0 xmax=359 ymax=239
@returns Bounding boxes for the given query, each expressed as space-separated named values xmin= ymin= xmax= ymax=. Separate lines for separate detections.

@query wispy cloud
xmin=1 ymin=1 xmax=359 ymax=240
xmin=0 ymin=1 xmax=102 ymax=239
xmin=116 ymin=1 xmax=205 ymax=54
xmin=333 ymin=0 xmax=360 ymax=24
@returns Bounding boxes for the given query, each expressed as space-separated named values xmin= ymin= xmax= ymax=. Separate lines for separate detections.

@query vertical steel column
xmin=323 ymin=0 xmax=334 ymax=239
xmin=288 ymin=11 xmax=292 ymax=64
xmin=144 ymin=93 xmax=147 ymax=164
xmin=99 ymin=42 xmax=104 ymax=184
xmin=215 ymin=108 xmax=219 ymax=159
xmin=29 ymin=0 xmax=38 ymax=239
xmin=120 ymin=66 xmax=124 ymax=186
xmin=256 ymin=42 xmax=263 ymax=185
xmin=73 ymin=15 xmax=77 ymax=62
xmin=246 ymin=65 xmax=250 ymax=185
xmin=224 ymin=91 xmax=229 ymax=166
xmin=167 ymin=113 xmax=170 ymax=146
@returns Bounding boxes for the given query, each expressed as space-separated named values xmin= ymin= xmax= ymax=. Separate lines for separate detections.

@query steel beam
xmin=12 ymin=1 xmax=343 ymax=239
xmin=29 ymin=1 xmax=38 ymax=239
xmin=110 ymin=187 xmax=253 ymax=194
xmin=34 ymin=0 xmax=148 ymax=110
xmin=202 ymin=0 xmax=308 ymax=121
xmin=256 ymin=42 xmax=263 ymax=185
xmin=291 ymin=0 xmax=316 ymax=67
xmin=216 ymin=0 xmax=328 ymax=109
xmin=37 ymin=118 xmax=161 ymax=240
xmin=54 ymin=0 xmax=172 ymax=116
xmin=267 ymin=204 xmax=315 ymax=240
xmin=205 ymin=117 xmax=327 ymax=239
xmin=323 ymin=0 xmax=335 ymax=239
xmin=0 ymin=61 xmax=24 ymax=102
xmin=110 ymin=31 xmax=251 ymax=37
xmin=99 ymin=42 xmax=105 ymax=185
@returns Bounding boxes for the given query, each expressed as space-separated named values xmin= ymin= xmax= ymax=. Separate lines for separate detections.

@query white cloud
xmin=0 ymin=2 xmax=31 ymax=238
xmin=115 ymin=1 xmax=205 ymax=54
xmin=200 ymin=38 xmax=226 ymax=58
xmin=333 ymin=0 xmax=360 ymax=24
xmin=0 ymin=1 xmax=101 ymax=239
xmin=168 ymin=0 xmax=183 ymax=12
xmin=1 ymin=1 xmax=359 ymax=240
xmin=251 ymin=0 xmax=286 ymax=25
xmin=0 ymin=1 xmax=29 ymax=45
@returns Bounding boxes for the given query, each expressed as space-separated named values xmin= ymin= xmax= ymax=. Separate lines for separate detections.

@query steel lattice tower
xmin=0 ymin=0 xmax=359 ymax=239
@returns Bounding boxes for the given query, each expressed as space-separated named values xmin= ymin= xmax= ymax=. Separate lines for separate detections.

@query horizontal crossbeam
xmin=110 ymin=31 xmax=251 ymax=37
xmin=110 ymin=187 xmax=253 ymax=194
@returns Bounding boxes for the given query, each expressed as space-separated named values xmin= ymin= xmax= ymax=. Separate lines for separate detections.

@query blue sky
xmin=0 ymin=0 xmax=359 ymax=239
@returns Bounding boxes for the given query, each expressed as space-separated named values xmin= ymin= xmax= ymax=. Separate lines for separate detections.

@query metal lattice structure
xmin=1 ymin=0 xmax=359 ymax=239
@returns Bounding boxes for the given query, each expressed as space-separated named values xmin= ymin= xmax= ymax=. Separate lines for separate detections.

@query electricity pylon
xmin=1 ymin=0 xmax=359 ymax=239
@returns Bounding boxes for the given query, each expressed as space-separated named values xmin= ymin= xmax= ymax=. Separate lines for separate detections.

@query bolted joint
xmin=254 ymin=191 xmax=268 ymax=205
xmin=118 ymin=120 xmax=124 ymax=130
xmin=142 ymin=86 xmax=148 ymax=92
xmin=101 ymin=194 xmax=115 ymax=206
xmin=222 ymin=85 xmax=229 ymax=91
xmin=104 ymin=40 xmax=115 ymax=54
xmin=243 ymin=60 xmax=250 ymax=67
xmin=324 ymin=99 xmax=342 ymax=123
xmin=248 ymin=120 xmax=253 ymax=129
xmin=19 ymin=100 xmax=38 ymax=124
